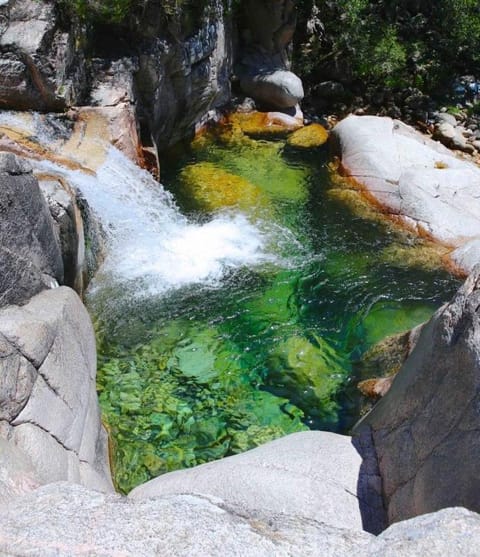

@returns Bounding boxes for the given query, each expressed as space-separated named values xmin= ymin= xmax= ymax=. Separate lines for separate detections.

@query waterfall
xmin=36 ymin=147 xmax=280 ymax=297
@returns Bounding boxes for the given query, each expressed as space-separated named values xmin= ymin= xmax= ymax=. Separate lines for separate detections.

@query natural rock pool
xmin=88 ymin=122 xmax=459 ymax=493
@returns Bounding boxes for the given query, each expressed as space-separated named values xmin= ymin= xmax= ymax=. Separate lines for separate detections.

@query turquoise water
xmin=91 ymin=128 xmax=459 ymax=493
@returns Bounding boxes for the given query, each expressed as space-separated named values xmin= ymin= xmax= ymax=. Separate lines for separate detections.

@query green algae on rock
xmin=266 ymin=334 xmax=349 ymax=423
xmin=97 ymin=321 xmax=307 ymax=493
xmin=286 ymin=123 xmax=329 ymax=149
xmin=361 ymin=300 xmax=436 ymax=346
xmin=228 ymin=111 xmax=303 ymax=139
xmin=178 ymin=161 xmax=264 ymax=212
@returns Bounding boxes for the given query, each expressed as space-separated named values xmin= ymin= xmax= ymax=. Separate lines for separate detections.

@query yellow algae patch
xmin=327 ymin=187 xmax=386 ymax=223
xmin=380 ymin=241 xmax=452 ymax=272
xmin=286 ymin=123 xmax=329 ymax=149
xmin=229 ymin=111 xmax=302 ymax=138
xmin=179 ymin=162 xmax=265 ymax=212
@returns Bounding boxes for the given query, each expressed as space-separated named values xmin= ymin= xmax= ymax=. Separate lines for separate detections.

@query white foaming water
xmin=37 ymin=148 xmax=281 ymax=296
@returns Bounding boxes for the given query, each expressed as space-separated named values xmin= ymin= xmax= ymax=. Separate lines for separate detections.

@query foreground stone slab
xmin=0 ymin=482 xmax=373 ymax=557
xmin=130 ymin=431 xmax=371 ymax=532
xmin=332 ymin=115 xmax=480 ymax=272
xmin=366 ymin=507 xmax=480 ymax=557
xmin=1 ymin=483 xmax=478 ymax=556
xmin=354 ymin=267 xmax=480 ymax=524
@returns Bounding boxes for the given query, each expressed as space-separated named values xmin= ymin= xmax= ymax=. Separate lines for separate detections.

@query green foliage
xmin=60 ymin=0 xmax=199 ymax=26
xmin=295 ymin=0 xmax=480 ymax=93
xmin=357 ymin=26 xmax=407 ymax=87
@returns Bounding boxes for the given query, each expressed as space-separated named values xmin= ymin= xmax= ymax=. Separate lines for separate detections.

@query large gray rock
xmin=0 ymin=152 xmax=63 ymax=306
xmin=0 ymin=482 xmax=373 ymax=556
xmin=367 ymin=507 xmax=480 ymax=556
xmin=130 ymin=431 xmax=379 ymax=533
xmin=0 ymin=438 xmax=41 ymax=505
xmin=0 ymin=0 xmax=86 ymax=110
xmin=332 ymin=115 xmax=480 ymax=272
xmin=354 ymin=267 xmax=480 ymax=524
xmin=0 ymin=287 xmax=113 ymax=494
xmin=1 ymin=484 xmax=479 ymax=556
xmin=240 ymin=69 xmax=304 ymax=109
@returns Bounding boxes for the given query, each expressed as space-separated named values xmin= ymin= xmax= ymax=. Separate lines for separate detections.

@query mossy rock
xmin=286 ymin=123 xmax=329 ymax=149
xmin=380 ymin=241 xmax=451 ymax=272
xmin=266 ymin=334 xmax=348 ymax=420
xmin=178 ymin=162 xmax=265 ymax=212
xmin=229 ymin=111 xmax=302 ymax=139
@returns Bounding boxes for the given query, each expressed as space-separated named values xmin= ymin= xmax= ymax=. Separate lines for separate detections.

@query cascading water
xmin=37 ymin=147 xmax=285 ymax=298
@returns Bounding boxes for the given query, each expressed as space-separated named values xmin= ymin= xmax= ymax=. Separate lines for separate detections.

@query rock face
xmin=332 ymin=115 xmax=480 ymax=272
xmin=365 ymin=507 xmax=480 ymax=556
xmin=134 ymin=0 xmax=232 ymax=151
xmin=354 ymin=268 xmax=480 ymax=524
xmin=0 ymin=0 xmax=86 ymax=111
xmin=0 ymin=152 xmax=63 ymax=306
xmin=0 ymin=287 xmax=113 ymax=494
xmin=237 ymin=0 xmax=304 ymax=109
xmin=130 ymin=431 xmax=372 ymax=532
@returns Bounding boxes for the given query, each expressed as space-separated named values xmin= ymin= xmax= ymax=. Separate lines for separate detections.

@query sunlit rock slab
xmin=332 ymin=115 xmax=480 ymax=272
xmin=0 ymin=287 xmax=113 ymax=495
xmin=130 ymin=431 xmax=372 ymax=532
xmin=0 ymin=482 xmax=373 ymax=557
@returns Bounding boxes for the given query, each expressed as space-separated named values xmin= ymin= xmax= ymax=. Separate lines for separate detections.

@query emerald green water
xmin=92 ymin=129 xmax=459 ymax=493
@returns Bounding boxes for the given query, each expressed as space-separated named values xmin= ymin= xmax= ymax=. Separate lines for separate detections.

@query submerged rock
xmin=179 ymin=161 xmax=264 ymax=212
xmin=358 ymin=324 xmax=424 ymax=399
xmin=229 ymin=110 xmax=303 ymax=138
xmin=266 ymin=334 xmax=348 ymax=421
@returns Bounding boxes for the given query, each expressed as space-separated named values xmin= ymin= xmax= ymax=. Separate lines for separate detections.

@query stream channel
xmin=86 ymin=123 xmax=459 ymax=493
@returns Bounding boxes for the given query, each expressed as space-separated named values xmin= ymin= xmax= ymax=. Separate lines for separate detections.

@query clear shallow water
xmin=87 ymin=130 xmax=459 ymax=493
